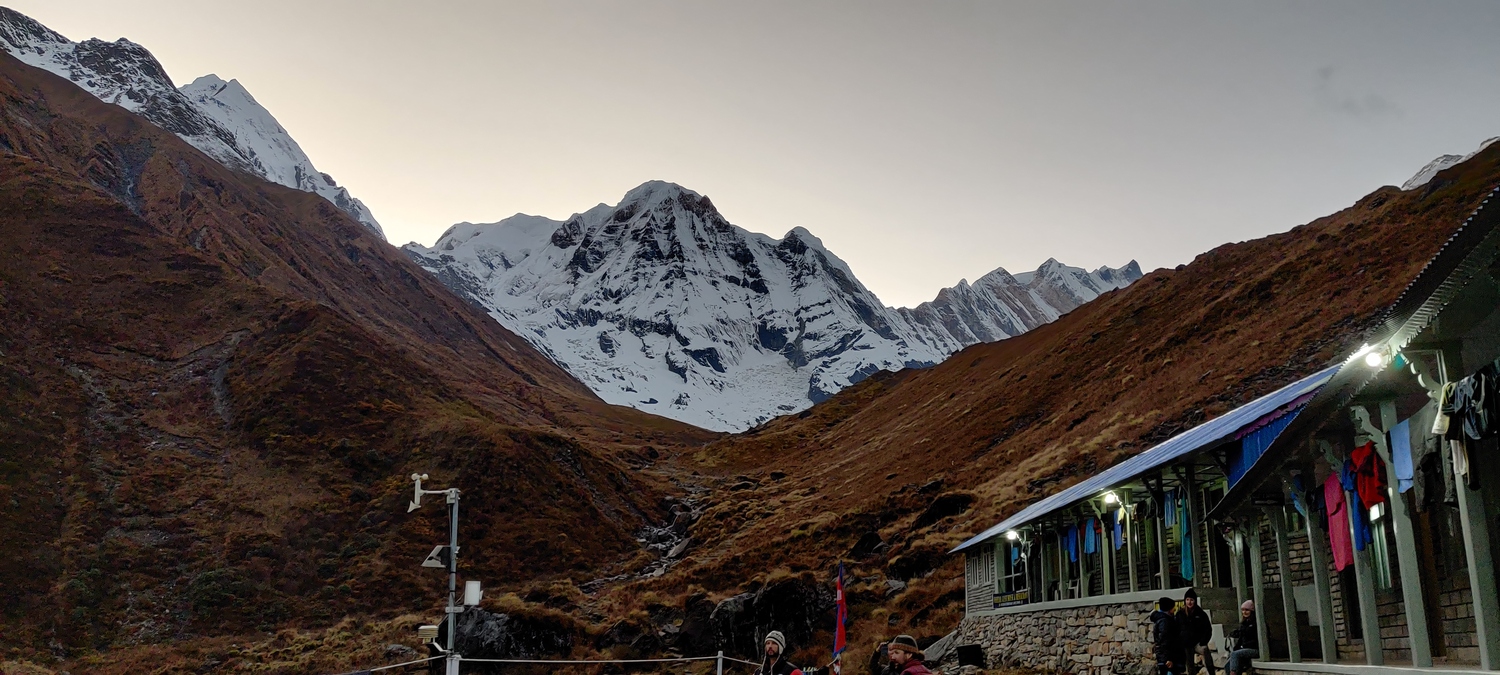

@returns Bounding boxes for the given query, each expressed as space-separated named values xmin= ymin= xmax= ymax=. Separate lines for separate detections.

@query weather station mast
xmin=408 ymin=473 xmax=481 ymax=675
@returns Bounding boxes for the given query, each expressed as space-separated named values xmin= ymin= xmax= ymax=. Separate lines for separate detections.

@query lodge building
xmin=953 ymin=186 xmax=1500 ymax=675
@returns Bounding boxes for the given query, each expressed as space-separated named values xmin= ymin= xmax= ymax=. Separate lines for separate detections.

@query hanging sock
xmin=1452 ymin=438 xmax=1473 ymax=489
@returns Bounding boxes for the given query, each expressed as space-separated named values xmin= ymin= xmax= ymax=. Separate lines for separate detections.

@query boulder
xmin=708 ymin=574 xmax=837 ymax=659
xmin=439 ymin=606 xmax=576 ymax=663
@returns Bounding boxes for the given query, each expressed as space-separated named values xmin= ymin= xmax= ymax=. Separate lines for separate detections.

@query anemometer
xmin=407 ymin=472 xmax=480 ymax=675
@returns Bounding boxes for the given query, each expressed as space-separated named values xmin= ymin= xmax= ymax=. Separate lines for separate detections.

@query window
xmin=966 ymin=545 xmax=996 ymax=591
xmin=1000 ymin=541 xmax=1027 ymax=594
xmin=1368 ymin=502 xmax=1394 ymax=590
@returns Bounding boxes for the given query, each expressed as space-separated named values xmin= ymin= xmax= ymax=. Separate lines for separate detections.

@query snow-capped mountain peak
xmin=1402 ymin=137 xmax=1500 ymax=191
xmin=406 ymin=181 xmax=1141 ymax=431
xmin=0 ymin=7 xmax=384 ymax=239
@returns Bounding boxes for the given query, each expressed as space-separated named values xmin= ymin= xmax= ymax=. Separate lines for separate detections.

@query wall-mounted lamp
xmin=1102 ymin=492 xmax=1119 ymax=505
xmin=1353 ymin=343 xmax=1394 ymax=369
xmin=1005 ymin=530 xmax=1021 ymax=541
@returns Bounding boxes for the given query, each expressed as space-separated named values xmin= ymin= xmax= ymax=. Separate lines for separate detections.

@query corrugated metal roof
xmin=1210 ymin=183 xmax=1500 ymax=518
xmin=950 ymin=364 xmax=1340 ymax=553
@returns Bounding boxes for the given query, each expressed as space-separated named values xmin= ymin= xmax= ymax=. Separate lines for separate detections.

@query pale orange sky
xmin=10 ymin=1 xmax=1500 ymax=306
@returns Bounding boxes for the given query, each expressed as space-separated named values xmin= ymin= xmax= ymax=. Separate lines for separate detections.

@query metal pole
xmin=447 ymin=490 xmax=461 ymax=675
xmin=717 ymin=650 xmax=724 ymax=675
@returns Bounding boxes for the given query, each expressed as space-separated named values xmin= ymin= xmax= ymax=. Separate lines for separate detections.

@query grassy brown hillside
xmin=604 ymin=143 xmax=1500 ymax=668
xmin=0 ymin=51 xmax=716 ymax=668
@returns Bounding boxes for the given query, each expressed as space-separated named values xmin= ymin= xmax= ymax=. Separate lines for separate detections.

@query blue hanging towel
xmin=1290 ymin=475 xmax=1309 ymax=518
xmin=1164 ymin=489 xmax=1176 ymax=527
xmin=1392 ymin=419 xmax=1414 ymax=493
xmin=1341 ymin=459 xmax=1374 ymax=551
xmin=1177 ymin=494 xmax=1193 ymax=580
xmin=1011 ymin=545 xmax=1020 ymax=564
xmin=1066 ymin=527 xmax=1079 ymax=562
xmin=1083 ymin=518 xmax=1098 ymax=554
xmin=1114 ymin=508 xmax=1125 ymax=550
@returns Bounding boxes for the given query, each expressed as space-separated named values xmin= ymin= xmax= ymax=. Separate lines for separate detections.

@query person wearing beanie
xmin=756 ymin=630 xmax=805 ymax=675
xmin=1176 ymin=588 xmax=1216 ymax=675
xmin=1225 ymin=600 xmax=1259 ymax=675
xmin=1150 ymin=597 xmax=1183 ymax=675
xmin=885 ymin=635 xmax=933 ymax=675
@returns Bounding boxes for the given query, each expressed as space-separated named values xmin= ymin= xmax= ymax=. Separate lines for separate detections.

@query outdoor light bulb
xmin=1364 ymin=350 xmax=1384 ymax=368
xmin=1005 ymin=530 xmax=1020 ymax=541
xmin=1103 ymin=492 xmax=1118 ymax=504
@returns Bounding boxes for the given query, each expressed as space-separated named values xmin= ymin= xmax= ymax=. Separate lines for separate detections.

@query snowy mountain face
xmin=405 ymin=181 xmax=1140 ymax=431
xmin=0 ymin=7 xmax=384 ymax=238
xmin=1402 ymin=137 xmax=1500 ymax=191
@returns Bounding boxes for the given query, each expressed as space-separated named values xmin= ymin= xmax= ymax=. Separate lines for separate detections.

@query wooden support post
xmin=1185 ymin=465 xmax=1203 ymax=587
xmin=1432 ymin=350 xmax=1500 ymax=669
xmin=1156 ymin=478 xmax=1172 ymax=590
xmin=1374 ymin=401 xmax=1434 ymax=666
xmin=1455 ymin=441 xmax=1500 ymax=669
xmin=1270 ymin=506 xmax=1302 ymax=663
xmin=1057 ymin=530 xmax=1067 ymax=599
xmin=1249 ymin=514 xmax=1271 ymax=663
xmin=1106 ymin=516 xmax=1117 ymax=595
xmin=1300 ymin=466 xmax=1339 ymax=663
xmin=1041 ymin=529 xmax=1054 ymax=602
xmin=1346 ymin=485 xmax=1383 ymax=665
xmin=1230 ymin=528 xmax=1248 ymax=608
xmin=1124 ymin=490 xmax=1139 ymax=593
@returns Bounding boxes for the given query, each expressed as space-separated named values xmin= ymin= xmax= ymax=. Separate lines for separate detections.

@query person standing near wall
xmin=1225 ymin=601 xmax=1259 ymax=675
xmin=1176 ymin=588 xmax=1217 ymax=675
xmin=1152 ymin=597 xmax=1184 ymax=675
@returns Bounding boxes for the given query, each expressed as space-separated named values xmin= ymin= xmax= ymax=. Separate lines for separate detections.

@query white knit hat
xmin=1241 ymin=600 xmax=1255 ymax=611
xmin=765 ymin=630 xmax=787 ymax=653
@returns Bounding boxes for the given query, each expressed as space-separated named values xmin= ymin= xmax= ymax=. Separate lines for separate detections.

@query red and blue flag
xmin=832 ymin=562 xmax=847 ymax=673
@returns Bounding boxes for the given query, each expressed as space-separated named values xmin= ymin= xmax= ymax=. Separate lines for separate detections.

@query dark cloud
xmin=1315 ymin=65 xmax=1401 ymax=118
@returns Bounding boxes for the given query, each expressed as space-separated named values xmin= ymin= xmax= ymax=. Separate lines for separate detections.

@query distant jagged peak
xmin=620 ymin=179 xmax=703 ymax=206
xmin=0 ymin=6 xmax=386 ymax=239
xmin=1402 ymin=136 xmax=1500 ymax=191
xmin=0 ymin=6 xmax=68 ymax=47
xmin=182 ymin=74 xmax=258 ymax=106
xmin=404 ymin=180 xmax=1144 ymax=430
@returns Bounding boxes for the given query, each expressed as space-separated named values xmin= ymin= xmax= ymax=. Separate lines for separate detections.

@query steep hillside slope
xmin=604 ymin=139 xmax=1500 ymax=666
xmin=406 ymin=183 xmax=1138 ymax=430
xmin=0 ymin=7 xmax=385 ymax=237
xmin=0 ymin=49 xmax=712 ymax=660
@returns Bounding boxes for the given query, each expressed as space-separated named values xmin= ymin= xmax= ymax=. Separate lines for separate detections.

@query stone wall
xmin=957 ymin=600 xmax=1160 ymax=675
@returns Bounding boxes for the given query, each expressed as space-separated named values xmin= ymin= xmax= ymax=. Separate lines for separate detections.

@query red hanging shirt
xmin=1350 ymin=441 xmax=1388 ymax=508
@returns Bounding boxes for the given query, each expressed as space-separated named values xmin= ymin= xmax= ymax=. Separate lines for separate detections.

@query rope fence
xmin=330 ymin=654 xmax=443 ymax=674
xmin=331 ymin=650 xmax=767 ymax=674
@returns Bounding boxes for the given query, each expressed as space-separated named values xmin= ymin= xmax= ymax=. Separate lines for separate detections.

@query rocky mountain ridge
xmin=0 ymin=6 xmax=384 ymax=237
xmin=405 ymin=181 xmax=1139 ymax=430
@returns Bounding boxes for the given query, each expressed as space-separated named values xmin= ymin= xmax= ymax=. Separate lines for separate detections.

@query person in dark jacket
xmin=1176 ymin=588 xmax=1216 ymax=675
xmin=1225 ymin=601 xmax=1259 ymax=675
xmin=1151 ymin=597 xmax=1183 ymax=675
xmin=885 ymin=635 xmax=933 ymax=675
xmin=756 ymin=630 xmax=805 ymax=675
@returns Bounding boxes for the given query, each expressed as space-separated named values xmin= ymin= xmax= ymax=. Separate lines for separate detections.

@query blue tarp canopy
xmin=950 ymin=364 xmax=1340 ymax=553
